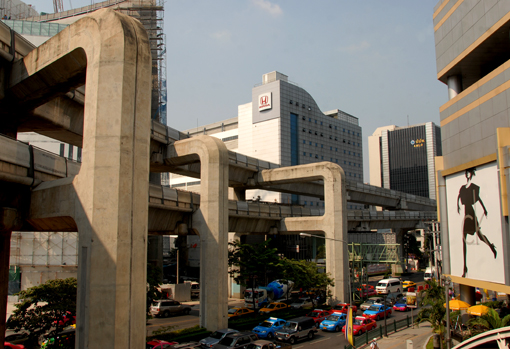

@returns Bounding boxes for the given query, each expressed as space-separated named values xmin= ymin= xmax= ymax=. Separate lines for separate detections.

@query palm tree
xmin=415 ymin=280 xmax=446 ymax=347
xmin=468 ymin=308 xmax=510 ymax=336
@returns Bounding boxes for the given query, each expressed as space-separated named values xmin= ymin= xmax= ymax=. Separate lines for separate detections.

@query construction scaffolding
xmin=10 ymin=232 xmax=78 ymax=266
xmin=117 ymin=0 xmax=167 ymax=124
xmin=0 ymin=0 xmax=38 ymax=19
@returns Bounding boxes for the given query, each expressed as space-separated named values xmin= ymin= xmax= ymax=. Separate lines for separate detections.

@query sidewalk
xmin=368 ymin=322 xmax=433 ymax=349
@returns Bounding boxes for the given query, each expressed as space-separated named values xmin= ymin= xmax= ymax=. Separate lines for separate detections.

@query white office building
xmin=169 ymin=71 xmax=364 ymax=209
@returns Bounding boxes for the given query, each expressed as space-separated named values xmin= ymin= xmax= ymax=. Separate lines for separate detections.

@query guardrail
xmin=345 ymin=316 xmax=412 ymax=349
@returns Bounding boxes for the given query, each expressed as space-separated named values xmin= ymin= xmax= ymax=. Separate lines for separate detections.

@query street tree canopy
xmin=8 ymin=277 xmax=77 ymax=343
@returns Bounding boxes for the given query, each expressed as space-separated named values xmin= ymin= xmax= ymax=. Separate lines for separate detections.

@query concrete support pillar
xmin=0 ymin=231 xmax=12 ymax=347
xmin=447 ymin=75 xmax=462 ymax=100
xmin=18 ymin=9 xmax=152 ymax=348
xmin=171 ymin=136 xmax=229 ymax=330
xmin=258 ymin=162 xmax=348 ymax=302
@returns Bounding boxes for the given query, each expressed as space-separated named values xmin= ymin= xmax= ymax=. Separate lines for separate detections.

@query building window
xmin=330 ymin=146 xmax=333 ymax=150
xmin=310 ymin=202 xmax=314 ymax=206
xmin=321 ymin=144 xmax=323 ymax=148
xmin=335 ymin=159 xmax=338 ymax=163
xmin=344 ymin=161 xmax=346 ymax=164
xmin=320 ymin=133 xmax=323 ymax=137
xmin=290 ymin=100 xmax=293 ymax=104
xmin=309 ymin=141 xmax=312 ymax=145
xmin=343 ymin=128 xmax=345 ymax=132
xmin=302 ymin=104 xmax=305 ymax=108
xmin=302 ymin=116 xmax=306 ymax=120
xmin=296 ymin=102 xmax=299 ymax=107
xmin=344 ymin=150 xmax=346 ymax=154
xmin=321 ymin=156 xmax=324 ymax=160
xmin=329 ymin=124 xmax=332 ymax=128
xmin=290 ymin=113 xmax=299 ymax=166
xmin=309 ymin=118 xmax=312 ymax=122
xmin=303 ymin=140 xmax=306 ymax=144
xmin=310 ymin=153 xmax=312 ymax=157
xmin=335 ymin=137 xmax=338 ymax=141
xmin=303 ymin=152 xmax=306 ymax=156
xmin=335 ymin=148 xmax=337 ymax=152
xmin=320 ymin=122 xmax=323 ymax=125
xmin=304 ymin=201 xmax=307 ymax=205
xmin=335 ymin=126 xmax=337 ymax=130
xmin=315 ymin=120 xmax=317 ymax=124
xmin=308 ymin=106 xmax=312 ymax=111
xmin=302 ymin=128 xmax=306 ymax=132
xmin=315 ymin=143 xmax=318 ymax=147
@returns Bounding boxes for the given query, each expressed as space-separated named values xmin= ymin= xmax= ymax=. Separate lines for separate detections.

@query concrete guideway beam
xmin=257 ymin=162 xmax=350 ymax=303
xmin=170 ymin=136 xmax=229 ymax=331
xmin=7 ymin=9 xmax=152 ymax=348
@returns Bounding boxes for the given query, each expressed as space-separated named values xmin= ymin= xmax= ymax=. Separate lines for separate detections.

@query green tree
xmin=415 ymin=280 xmax=446 ymax=345
xmin=228 ymin=239 xmax=282 ymax=308
xmin=468 ymin=308 xmax=510 ymax=336
xmin=8 ymin=277 xmax=77 ymax=346
xmin=279 ymin=258 xmax=334 ymax=298
xmin=147 ymin=263 xmax=164 ymax=319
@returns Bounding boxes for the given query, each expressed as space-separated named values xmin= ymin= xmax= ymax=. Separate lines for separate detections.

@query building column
xmin=447 ymin=75 xmax=462 ymax=100
xmin=0 ymin=231 xmax=12 ymax=346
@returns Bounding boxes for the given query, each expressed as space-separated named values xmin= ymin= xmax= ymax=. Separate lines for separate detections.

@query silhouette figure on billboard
xmin=457 ymin=168 xmax=497 ymax=277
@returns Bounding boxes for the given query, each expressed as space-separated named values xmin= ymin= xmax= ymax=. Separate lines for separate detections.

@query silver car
xmin=199 ymin=329 xmax=239 ymax=348
xmin=290 ymin=297 xmax=314 ymax=309
xmin=150 ymin=299 xmax=192 ymax=318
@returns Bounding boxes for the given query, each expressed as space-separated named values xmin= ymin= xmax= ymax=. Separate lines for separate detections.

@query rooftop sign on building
xmin=258 ymin=92 xmax=272 ymax=111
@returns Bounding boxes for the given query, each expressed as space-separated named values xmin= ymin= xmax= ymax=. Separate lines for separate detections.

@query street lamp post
xmin=442 ymin=275 xmax=452 ymax=349
xmin=299 ymin=232 xmax=351 ymax=304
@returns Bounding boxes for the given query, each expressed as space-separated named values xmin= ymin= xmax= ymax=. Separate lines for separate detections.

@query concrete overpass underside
xmin=0 ymin=10 xmax=437 ymax=348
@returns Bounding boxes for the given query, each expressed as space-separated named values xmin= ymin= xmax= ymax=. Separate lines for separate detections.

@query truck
xmin=244 ymin=280 xmax=294 ymax=309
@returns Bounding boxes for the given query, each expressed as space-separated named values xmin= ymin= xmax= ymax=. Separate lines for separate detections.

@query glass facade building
xmin=369 ymin=122 xmax=441 ymax=200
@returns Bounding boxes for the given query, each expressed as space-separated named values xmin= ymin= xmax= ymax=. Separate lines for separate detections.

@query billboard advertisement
xmin=445 ymin=162 xmax=504 ymax=283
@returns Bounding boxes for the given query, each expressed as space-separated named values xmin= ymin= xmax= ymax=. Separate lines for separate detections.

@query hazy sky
xmin=28 ymin=0 xmax=448 ymax=182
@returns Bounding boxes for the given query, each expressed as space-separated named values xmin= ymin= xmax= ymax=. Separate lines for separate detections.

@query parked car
xmin=199 ymin=328 xmax=239 ymax=348
xmin=150 ymin=300 xmax=192 ymax=318
xmin=146 ymin=339 xmax=178 ymax=349
xmin=246 ymin=340 xmax=292 ymax=349
xmin=328 ymin=303 xmax=357 ymax=315
xmin=252 ymin=317 xmax=286 ymax=339
xmin=290 ymin=298 xmax=314 ymax=309
xmin=275 ymin=316 xmax=317 ymax=345
xmin=363 ymin=304 xmax=392 ymax=321
xmin=228 ymin=307 xmax=254 ymax=318
xmin=213 ymin=332 xmax=258 ymax=349
xmin=393 ymin=298 xmax=410 ymax=312
xmin=359 ymin=297 xmax=384 ymax=311
xmin=305 ymin=309 xmax=329 ymax=328
xmin=258 ymin=302 xmax=288 ymax=315
xmin=341 ymin=316 xmax=377 ymax=336
xmin=319 ymin=312 xmax=346 ymax=332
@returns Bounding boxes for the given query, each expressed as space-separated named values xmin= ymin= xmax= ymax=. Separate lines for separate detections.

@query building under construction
xmin=4 ymin=0 xmax=167 ymax=292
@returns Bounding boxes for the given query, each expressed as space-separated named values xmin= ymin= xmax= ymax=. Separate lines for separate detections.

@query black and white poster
xmin=445 ymin=162 xmax=504 ymax=283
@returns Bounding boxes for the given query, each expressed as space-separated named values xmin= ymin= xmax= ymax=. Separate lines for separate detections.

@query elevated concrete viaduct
xmin=0 ymin=11 xmax=437 ymax=348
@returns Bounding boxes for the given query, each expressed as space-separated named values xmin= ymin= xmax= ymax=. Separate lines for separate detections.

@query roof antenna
xmin=407 ymin=115 xmax=409 ymax=127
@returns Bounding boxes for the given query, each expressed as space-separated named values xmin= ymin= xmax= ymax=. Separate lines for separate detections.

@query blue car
xmin=363 ymin=303 xmax=392 ymax=321
xmin=252 ymin=317 xmax=287 ymax=339
xmin=320 ymin=312 xmax=346 ymax=332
